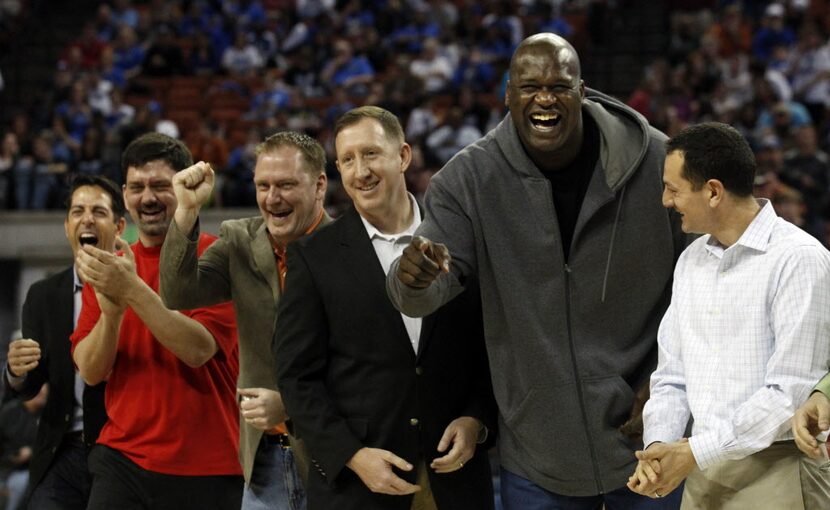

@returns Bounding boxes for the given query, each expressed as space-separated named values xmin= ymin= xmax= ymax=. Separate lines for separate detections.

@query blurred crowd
xmin=628 ymin=0 xmax=830 ymax=244
xmin=0 ymin=0 xmax=829 ymax=245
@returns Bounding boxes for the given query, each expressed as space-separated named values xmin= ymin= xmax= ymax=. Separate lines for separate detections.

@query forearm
xmin=386 ymin=259 xmax=458 ymax=317
xmin=173 ymin=207 xmax=200 ymax=237
xmin=127 ymin=281 xmax=218 ymax=367
xmin=160 ymin=220 xmax=232 ymax=310
xmin=74 ymin=311 xmax=123 ymax=385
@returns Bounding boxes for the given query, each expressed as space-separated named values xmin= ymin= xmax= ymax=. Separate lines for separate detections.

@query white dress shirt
xmin=643 ymin=199 xmax=830 ymax=470
xmin=359 ymin=194 xmax=423 ymax=353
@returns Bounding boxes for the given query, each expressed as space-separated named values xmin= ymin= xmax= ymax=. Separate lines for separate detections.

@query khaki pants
xmin=410 ymin=461 xmax=438 ymax=510
xmin=681 ymin=441 xmax=830 ymax=510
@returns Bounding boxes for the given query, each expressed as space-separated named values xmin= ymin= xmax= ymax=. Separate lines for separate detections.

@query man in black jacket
xmin=4 ymin=174 xmax=125 ymax=509
xmin=275 ymin=106 xmax=497 ymax=510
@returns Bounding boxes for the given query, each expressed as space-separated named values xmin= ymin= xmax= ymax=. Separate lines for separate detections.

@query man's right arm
xmin=160 ymin=162 xmax=232 ymax=311
xmin=793 ymin=372 xmax=830 ymax=459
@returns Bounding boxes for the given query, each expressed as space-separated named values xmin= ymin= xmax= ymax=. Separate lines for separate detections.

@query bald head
xmin=509 ymin=33 xmax=581 ymax=81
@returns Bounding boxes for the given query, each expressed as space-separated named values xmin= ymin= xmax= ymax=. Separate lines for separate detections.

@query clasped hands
xmin=75 ymin=237 xmax=138 ymax=315
xmin=627 ymin=439 xmax=696 ymax=499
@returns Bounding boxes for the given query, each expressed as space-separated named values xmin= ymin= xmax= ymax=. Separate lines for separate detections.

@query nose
xmin=140 ymin=187 xmax=158 ymax=205
xmin=661 ymin=188 xmax=673 ymax=209
xmin=354 ymin=157 xmax=371 ymax=179
xmin=535 ymin=88 xmax=556 ymax=106
xmin=81 ymin=209 xmax=95 ymax=224
xmin=266 ymin=186 xmax=283 ymax=205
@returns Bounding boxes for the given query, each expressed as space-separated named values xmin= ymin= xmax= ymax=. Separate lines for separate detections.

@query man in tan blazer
xmin=160 ymin=131 xmax=331 ymax=510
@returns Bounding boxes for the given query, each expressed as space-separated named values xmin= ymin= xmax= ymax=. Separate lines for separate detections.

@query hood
xmin=493 ymin=87 xmax=653 ymax=192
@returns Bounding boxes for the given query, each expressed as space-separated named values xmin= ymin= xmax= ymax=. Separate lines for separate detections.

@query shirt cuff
xmin=688 ymin=431 xmax=724 ymax=471
xmin=5 ymin=364 xmax=25 ymax=389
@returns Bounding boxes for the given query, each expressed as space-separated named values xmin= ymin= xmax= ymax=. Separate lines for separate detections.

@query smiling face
xmin=505 ymin=38 xmax=585 ymax=170
xmin=123 ymin=160 xmax=178 ymax=246
xmin=662 ymin=151 xmax=713 ymax=235
xmin=254 ymin=146 xmax=326 ymax=246
xmin=65 ymin=185 xmax=126 ymax=257
xmin=335 ymin=117 xmax=411 ymax=224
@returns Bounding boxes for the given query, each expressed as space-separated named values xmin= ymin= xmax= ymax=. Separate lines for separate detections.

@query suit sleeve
xmin=159 ymin=219 xmax=233 ymax=310
xmin=815 ymin=372 xmax=830 ymax=398
xmin=274 ymin=243 xmax=364 ymax=486
xmin=7 ymin=284 xmax=49 ymax=401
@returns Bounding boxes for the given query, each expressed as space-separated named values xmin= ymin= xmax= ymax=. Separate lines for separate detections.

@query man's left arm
xmin=689 ymin=246 xmax=830 ymax=470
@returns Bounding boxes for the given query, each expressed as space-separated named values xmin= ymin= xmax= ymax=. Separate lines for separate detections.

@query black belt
xmin=263 ymin=433 xmax=291 ymax=449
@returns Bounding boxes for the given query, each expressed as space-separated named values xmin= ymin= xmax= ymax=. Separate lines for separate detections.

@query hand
xmin=237 ymin=387 xmax=288 ymax=430
xmin=396 ymin=236 xmax=450 ymax=289
xmin=793 ymin=391 xmax=830 ymax=459
xmin=76 ymin=237 xmax=137 ymax=302
xmin=619 ymin=380 xmax=649 ymax=441
xmin=7 ymin=339 xmax=41 ymax=377
xmin=173 ymin=161 xmax=214 ymax=211
xmin=627 ymin=457 xmax=662 ymax=495
xmin=431 ymin=416 xmax=480 ymax=473
xmin=11 ymin=446 xmax=32 ymax=466
xmin=346 ymin=447 xmax=420 ymax=495
xmin=631 ymin=440 xmax=695 ymax=498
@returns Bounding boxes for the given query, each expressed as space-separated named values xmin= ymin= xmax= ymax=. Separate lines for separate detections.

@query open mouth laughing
xmin=530 ymin=112 xmax=562 ymax=131
xmin=79 ymin=232 xmax=99 ymax=246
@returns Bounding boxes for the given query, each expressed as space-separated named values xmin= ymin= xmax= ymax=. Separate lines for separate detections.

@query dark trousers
xmin=500 ymin=467 xmax=683 ymax=510
xmin=27 ymin=436 xmax=91 ymax=510
xmin=86 ymin=445 xmax=243 ymax=510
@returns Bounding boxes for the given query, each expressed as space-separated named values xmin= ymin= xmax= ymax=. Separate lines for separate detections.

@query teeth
xmin=532 ymin=113 xmax=559 ymax=121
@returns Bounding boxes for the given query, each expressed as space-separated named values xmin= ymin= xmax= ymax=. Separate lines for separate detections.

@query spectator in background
xmin=188 ymin=33 xmax=220 ymax=76
xmin=142 ymin=25 xmax=185 ymax=77
xmin=0 ymin=132 xmax=20 ymax=209
xmin=320 ymin=38 xmax=374 ymax=96
xmin=752 ymin=3 xmax=796 ymax=62
xmin=425 ymin=106 xmax=482 ymax=166
xmin=410 ymin=37 xmax=454 ymax=94
xmin=112 ymin=26 xmax=146 ymax=80
xmin=788 ymin=25 xmax=830 ymax=126
xmin=14 ymin=131 xmax=67 ymax=210
xmin=66 ymin=22 xmax=108 ymax=71
xmin=222 ymin=32 xmax=265 ymax=77
xmin=111 ymin=0 xmax=139 ymax=29
xmin=707 ymin=3 xmax=752 ymax=58
xmin=0 ymin=386 xmax=47 ymax=510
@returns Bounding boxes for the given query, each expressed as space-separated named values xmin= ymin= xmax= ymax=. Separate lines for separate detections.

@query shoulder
xmin=27 ymin=267 xmax=72 ymax=298
xmin=219 ymin=216 xmax=262 ymax=238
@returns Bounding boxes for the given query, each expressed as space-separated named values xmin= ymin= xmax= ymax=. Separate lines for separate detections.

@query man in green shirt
xmin=793 ymin=373 xmax=830 ymax=459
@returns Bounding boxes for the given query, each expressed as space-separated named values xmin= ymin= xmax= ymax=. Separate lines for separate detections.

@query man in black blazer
xmin=274 ymin=106 xmax=497 ymax=510
xmin=4 ymin=175 xmax=125 ymax=509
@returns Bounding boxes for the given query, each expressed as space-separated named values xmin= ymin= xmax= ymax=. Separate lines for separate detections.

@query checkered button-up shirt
xmin=643 ymin=199 xmax=830 ymax=470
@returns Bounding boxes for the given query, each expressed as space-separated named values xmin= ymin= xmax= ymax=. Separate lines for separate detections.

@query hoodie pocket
xmin=582 ymin=375 xmax=640 ymax=470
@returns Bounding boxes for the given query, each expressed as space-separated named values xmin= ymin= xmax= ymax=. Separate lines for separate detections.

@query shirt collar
xmin=359 ymin=193 xmax=421 ymax=242
xmin=704 ymin=199 xmax=776 ymax=256
xmin=72 ymin=266 xmax=83 ymax=293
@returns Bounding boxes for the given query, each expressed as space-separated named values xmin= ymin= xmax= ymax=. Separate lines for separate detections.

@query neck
xmin=139 ymin=233 xmax=165 ymax=247
xmin=711 ymin=196 xmax=761 ymax=247
xmin=533 ymin=126 xmax=584 ymax=174
xmin=360 ymin=189 xmax=413 ymax=235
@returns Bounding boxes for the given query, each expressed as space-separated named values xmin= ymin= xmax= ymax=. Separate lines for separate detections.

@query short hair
xmin=666 ymin=122 xmax=756 ymax=197
xmin=65 ymin=174 xmax=126 ymax=220
xmin=254 ymin=131 xmax=326 ymax=176
xmin=334 ymin=106 xmax=404 ymax=145
xmin=121 ymin=132 xmax=193 ymax=181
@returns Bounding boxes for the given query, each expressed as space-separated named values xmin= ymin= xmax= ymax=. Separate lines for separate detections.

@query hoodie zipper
xmin=563 ymin=262 xmax=605 ymax=493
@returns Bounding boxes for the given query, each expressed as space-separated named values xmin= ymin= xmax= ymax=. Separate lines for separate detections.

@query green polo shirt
xmin=815 ymin=372 xmax=830 ymax=397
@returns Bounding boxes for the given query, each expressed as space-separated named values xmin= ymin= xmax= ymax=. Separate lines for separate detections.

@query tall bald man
xmin=388 ymin=33 xmax=686 ymax=509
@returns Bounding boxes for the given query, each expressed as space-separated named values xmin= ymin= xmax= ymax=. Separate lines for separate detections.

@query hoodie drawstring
xmin=601 ymin=184 xmax=627 ymax=303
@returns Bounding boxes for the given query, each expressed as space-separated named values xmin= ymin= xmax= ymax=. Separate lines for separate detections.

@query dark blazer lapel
xmin=56 ymin=267 xmax=75 ymax=340
xmin=251 ymin=222 xmax=281 ymax=304
xmin=339 ymin=207 xmax=416 ymax=360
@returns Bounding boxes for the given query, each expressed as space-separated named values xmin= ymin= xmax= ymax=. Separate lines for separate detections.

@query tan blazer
xmin=160 ymin=214 xmax=332 ymax=482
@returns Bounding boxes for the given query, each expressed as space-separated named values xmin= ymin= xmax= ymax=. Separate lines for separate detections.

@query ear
xmin=504 ymin=81 xmax=511 ymax=108
xmin=315 ymin=173 xmax=328 ymax=200
xmin=116 ymin=217 xmax=127 ymax=236
xmin=706 ymin=179 xmax=725 ymax=207
xmin=64 ymin=217 xmax=71 ymax=242
xmin=578 ymin=79 xmax=586 ymax=100
xmin=399 ymin=143 xmax=412 ymax=174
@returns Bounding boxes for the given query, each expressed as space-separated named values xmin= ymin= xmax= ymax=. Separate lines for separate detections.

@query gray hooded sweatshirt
xmin=388 ymin=89 xmax=687 ymax=496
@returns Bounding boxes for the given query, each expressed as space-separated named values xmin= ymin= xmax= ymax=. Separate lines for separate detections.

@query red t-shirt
xmin=71 ymin=235 xmax=241 ymax=476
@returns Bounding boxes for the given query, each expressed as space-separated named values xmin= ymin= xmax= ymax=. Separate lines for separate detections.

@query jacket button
xmin=64 ymin=414 xmax=70 ymax=422
xmin=415 ymin=367 xmax=423 ymax=375
xmin=409 ymin=418 xmax=419 ymax=426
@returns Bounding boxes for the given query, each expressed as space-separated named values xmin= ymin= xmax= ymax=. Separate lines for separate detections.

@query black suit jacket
xmin=4 ymin=267 xmax=107 ymax=503
xmin=275 ymin=207 xmax=497 ymax=510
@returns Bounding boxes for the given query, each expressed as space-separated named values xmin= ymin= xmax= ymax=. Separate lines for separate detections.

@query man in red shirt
xmin=71 ymin=133 xmax=241 ymax=510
